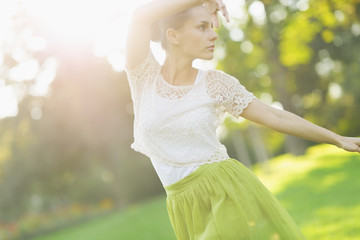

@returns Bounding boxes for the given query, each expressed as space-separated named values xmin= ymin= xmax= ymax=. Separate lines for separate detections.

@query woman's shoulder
xmin=125 ymin=50 xmax=161 ymax=81
xmin=204 ymin=69 xmax=239 ymax=84
xmin=203 ymin=69 xmax=251 ymax=95
xmin=126 ymin=50 xmax=160 ymax=72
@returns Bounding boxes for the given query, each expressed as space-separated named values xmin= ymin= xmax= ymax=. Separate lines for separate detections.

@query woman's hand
xmin=337 ymin=136 xmax=360 ymax=153
xmin=203 ymin=0 xmax=229 ymax=28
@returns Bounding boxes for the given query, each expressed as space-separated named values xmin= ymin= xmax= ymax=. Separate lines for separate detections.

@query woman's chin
xmin=199 ymin=53 xmax=214 ymax=61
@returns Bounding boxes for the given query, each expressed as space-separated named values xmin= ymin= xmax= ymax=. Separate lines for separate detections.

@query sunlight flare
xmin=23 ymin=0 xmax=134 ymax=44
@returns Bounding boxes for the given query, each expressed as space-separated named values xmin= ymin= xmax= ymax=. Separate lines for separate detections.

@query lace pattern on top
xmin=206 ymin=70 xmax=255 ymax=118
xmin=126 ymin=50 xmax=256 ymax=168
xmin=156 ymin=77 xmax=193 ymax=100
xmin=125 ymin=51 xmax=160 ymax=103
xmin=125 ymin=51 xmax=159 ymax=85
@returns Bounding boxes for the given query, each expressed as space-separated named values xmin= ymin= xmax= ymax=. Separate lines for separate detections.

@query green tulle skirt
xmin=164 ymin=159 xmax=306 ymax=240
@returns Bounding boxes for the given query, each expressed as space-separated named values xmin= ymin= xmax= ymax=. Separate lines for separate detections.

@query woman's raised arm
xmin=125 ymin=0 xmax=204 ymax=70
xmin=125 ymin=0 xmax=228 ymax=70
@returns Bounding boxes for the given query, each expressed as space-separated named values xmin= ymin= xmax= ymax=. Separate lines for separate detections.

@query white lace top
xmin=125 ymin=50 xmax=255 ymax=186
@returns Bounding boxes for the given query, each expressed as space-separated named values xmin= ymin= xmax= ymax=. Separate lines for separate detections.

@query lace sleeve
xmin=125 ymin=50 xmax=160 ymax=93
xmin=206 ymin=70 xmax=255 ymax=118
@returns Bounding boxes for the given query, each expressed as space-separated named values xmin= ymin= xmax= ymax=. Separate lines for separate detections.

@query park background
xmin=0 ymin=0 xmax=359 ymax=239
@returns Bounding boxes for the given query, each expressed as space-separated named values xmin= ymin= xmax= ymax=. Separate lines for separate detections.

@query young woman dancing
xmin=125 ymin=0 xmax=360 ymax=239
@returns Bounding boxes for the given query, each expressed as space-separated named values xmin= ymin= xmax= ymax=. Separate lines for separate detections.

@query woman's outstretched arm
xmin=240 ymin=99 xmax=360 ymax=153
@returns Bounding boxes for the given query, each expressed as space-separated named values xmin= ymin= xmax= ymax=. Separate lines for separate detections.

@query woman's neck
xmin=161 ymin=55 xmax=197 ymax=86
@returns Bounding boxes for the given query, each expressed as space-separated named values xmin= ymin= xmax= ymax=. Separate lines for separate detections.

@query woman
xmin=125 ymin=0 xmax=360 ymax=239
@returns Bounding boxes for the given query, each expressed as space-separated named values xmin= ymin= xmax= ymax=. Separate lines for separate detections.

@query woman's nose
xmin=210 ymin=28 xmax=218 ymax=41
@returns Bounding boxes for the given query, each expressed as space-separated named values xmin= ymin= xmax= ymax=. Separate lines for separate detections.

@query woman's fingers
xmin=211 ymin=13 xmax=220 ymax=28
xmin=204 ymin=0 xmax=229 ymax=28
xmin=350 ymin=138 xmax=360 ymax=153
xmin=340 ymin=137 xmax=360 ymax=153
xmin=218 ymin=0 xmax=229 ymax=23
xmin=355 ymin=138 xmax=360 ymax=153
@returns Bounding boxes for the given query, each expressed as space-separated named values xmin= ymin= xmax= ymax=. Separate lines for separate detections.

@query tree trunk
xmin=231 ymin=129 xmax=252 ymax=168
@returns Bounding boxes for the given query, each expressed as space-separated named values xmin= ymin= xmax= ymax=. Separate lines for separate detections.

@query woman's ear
xmin=166 ymin=28 xmax=180 ymax=46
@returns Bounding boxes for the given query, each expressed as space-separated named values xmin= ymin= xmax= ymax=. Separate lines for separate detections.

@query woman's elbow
xmin=243 ymin=99 xmax=284 ymax=130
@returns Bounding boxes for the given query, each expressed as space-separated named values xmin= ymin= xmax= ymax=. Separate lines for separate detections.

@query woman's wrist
xmin=333 ymin=134 xmax=345 ymax=149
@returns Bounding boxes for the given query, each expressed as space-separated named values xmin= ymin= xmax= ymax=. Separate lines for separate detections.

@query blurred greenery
xmin=29 ymin=145 xmax=360 ymax=240
xmin=0 ymin=0 xmax=359 ymax=239
xmin=218 ymin=0 xmax=360 ymax=156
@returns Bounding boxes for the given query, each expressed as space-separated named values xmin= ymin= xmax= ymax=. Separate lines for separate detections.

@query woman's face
xmin=173 ymin=6 xmax=218 ymax=60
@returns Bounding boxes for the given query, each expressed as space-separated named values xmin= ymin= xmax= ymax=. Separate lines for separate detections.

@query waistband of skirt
xmin=164 ymin=158 xmax=236 ymax=196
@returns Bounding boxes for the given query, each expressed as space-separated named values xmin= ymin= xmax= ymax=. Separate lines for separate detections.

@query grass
xmin=254 ymin=144 xmax=360 ymax=239
xmin=34 ymin=144 xmax=360 ymax=240
xmin=33 ymin=197 xmax=176 ymax=240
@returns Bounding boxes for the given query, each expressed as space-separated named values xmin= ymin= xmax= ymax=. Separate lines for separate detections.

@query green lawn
xmin=254 ymin=144 xmax=360 ymax=239
xmin=34 ymin=196 xmax=176 ymax=240
xmin=35 ymin=144 xmax=360 ymax=240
